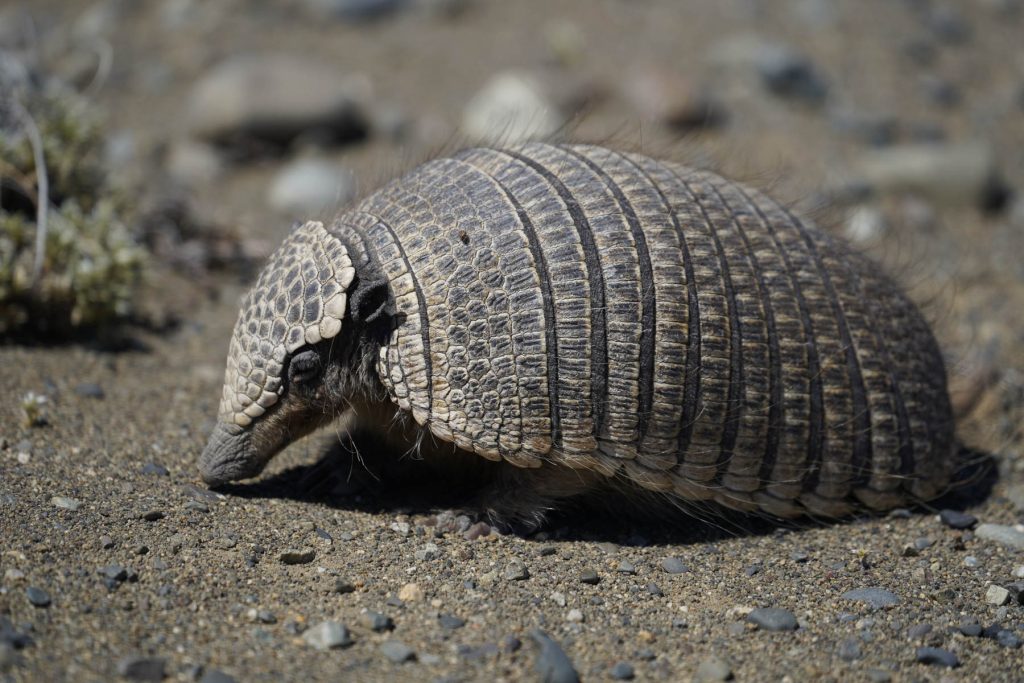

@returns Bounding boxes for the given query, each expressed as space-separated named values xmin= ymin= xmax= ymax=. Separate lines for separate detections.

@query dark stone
xmin=117 ymin=656 xmax=167 ymax=681
xmin=531 ymin=629 xmax=580 ymax=683
xmin=579 ymin=570 xmax=600 ymax=585
xmin=939 ymin=509 xmax=977 ymax=529
xmin=610 ymin=661 xmax=635 ymax=680
xmin=438 ymin=614 xmax=465 ymax=630
xmin=198 ymin=670 xmax=237 ymax=683
xmin=100 ymin=565 xmax=128 ymax=582
xmin=995 ymin=630 xmax=1022 ymax=649
xmin=140 ymin=510 xmax=165 ymax=522
xmin=646 ymin=583 xmax=664 ymax=597
xmin=907 ymin=623 xmax=933 ymax=640
xmin=379 ymin=640 xmax=415 ymax=663
xmin=74 ymin=382 xmax=105 ymax=399
xmin=915 ymin=647 xmax=959 ymax=668
xmin=364 ymin=611 xmax=394 ymax=632
xmin=748 ymin=607 xmax=798 ymax=632
xmin=502 ymin=635 xmax=522 ymax=653
xmin=25 ymin=587 xmax=50 ymax=608
xmin=758 ymin=48 xmax=828 ymax=103
xmin=141 ymin=463 xmax=169 ymax=476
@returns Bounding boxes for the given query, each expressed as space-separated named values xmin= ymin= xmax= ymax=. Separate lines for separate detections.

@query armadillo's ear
xmin=218 ymin=220 xmax=354 ymax=429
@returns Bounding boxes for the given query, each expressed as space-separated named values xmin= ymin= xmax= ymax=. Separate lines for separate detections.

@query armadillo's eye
xmin=288 ymin=348 xmax=321 ymax=384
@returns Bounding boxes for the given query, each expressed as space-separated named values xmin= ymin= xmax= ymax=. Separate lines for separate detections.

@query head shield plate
xmin=218 ymin=220 xmax=354 ymax=433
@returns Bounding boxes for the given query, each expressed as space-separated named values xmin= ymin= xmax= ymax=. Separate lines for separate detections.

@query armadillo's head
xmin=199 ymin=220 xmax=357 ymax=487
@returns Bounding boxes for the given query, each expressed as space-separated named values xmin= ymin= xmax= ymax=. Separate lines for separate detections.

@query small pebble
xmin=278 ymin=549 xmax=315 ymax=565
xmin=141 ymin=463 xmax=169 ymax=477
xmin=579 ymin=569 xmax=600 ymax=585
xmin=694 ymin=656 xmax=732 ymax=682
xmin=915 ymin=647 xmax=959 ymax=668
xmin=73 ymin=382 xmax=105 ymax=399
xmin=939 ymin=509 xmax=977 ymax=529
xmin=398 ymin=582 xmax=423 ymax=602
xmin=646 ymin=583 xmax=664 ymax=597
xmin=198 ymin=670 xmax=236 ymax=683
xmin=616 ymin=561 xmax=636 ymax=574
xmin=747 ymin=607 xmax=798 ymax=632
xmin=117 ymin=656 xmax=166 ymax=681
xmin=531 ymin=629 xmax=580 ymax=683
xmin=502 ymin=635 xmax=522 ymax=653
xmin=364 ymin=611 xmax=394 ymax=632
xmin=996 ymin=630 xmax=1022 ymax=649
xmin=438 ymin=614 xmax=465 ymax=630
xmin=140 ymin=510 xmax=165 ymax=522
xmin=660 ymin=557 xmax=687 ymax=574
xmin=566 ymin=608 xmax=584 ymax=623
xmin=609 ymin=661 xmax=635 ymax=680
xmin=303 ymin=621 xmax=353 ymax=650
xmin=25 ymin=587 xmax=50 ymax=607
xmin=380 ymin=640 xmax=415 ymax=663
xmin=841 ymin=587 xmax=900 ymax=609
xmin=986 ymin=585 xmax=1011 ymax=606
xmin=504 ymin=560 xmax=530 ymax=581
xmin=908 ymin=623 xmax=933 ymax=640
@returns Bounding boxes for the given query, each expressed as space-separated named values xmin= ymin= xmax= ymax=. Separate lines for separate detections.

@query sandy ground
xmin=3 ymin=0 xmax=1024 ymax=681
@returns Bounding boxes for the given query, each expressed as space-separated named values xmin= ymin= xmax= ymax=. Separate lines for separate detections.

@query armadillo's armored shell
xmin=337 ymin=143 xmax=954 ymax=517
xmin=218 ymin=221 xmax=354 ymax=433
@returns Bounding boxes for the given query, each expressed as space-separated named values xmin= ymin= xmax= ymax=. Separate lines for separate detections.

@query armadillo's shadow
xmin=218 ymin=435 xmax=997 ymax=546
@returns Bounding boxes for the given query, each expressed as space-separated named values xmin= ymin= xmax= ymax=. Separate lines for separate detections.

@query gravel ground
xmin=3 ymin=1 xmax=1024 ymax=681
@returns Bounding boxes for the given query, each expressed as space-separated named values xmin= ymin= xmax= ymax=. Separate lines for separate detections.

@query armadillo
xmin=199 ymin=142 xmax=955 ymax=526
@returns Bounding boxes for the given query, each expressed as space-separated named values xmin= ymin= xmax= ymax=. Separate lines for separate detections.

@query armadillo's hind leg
xmin=467 ymin=463 xmax=604 ymax=535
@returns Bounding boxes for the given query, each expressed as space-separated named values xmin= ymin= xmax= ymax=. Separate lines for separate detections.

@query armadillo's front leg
xmin=469 ymin=463 xmax=605 ymax=534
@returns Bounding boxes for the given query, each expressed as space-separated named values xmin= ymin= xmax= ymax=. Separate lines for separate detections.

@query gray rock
xmin=530 ymin=630 xmax=579 ymax=683
xmin=708 ymin=37 xmax=826 ymax=104
xmin=462 ymin=71 xmax=565 ymax=145
xmin=25 ymin=587 xmax=50 ymax=607
xmin=915 ymin=647 xmax=959 ymax=668
xmin=579 ymin=569 xmax=600 ymax=585
xmin=438 ymin=614 xmax=465 ymax=630
xmin=379 ymin=640 xmax=415 ymax=663
xmin=302 ymin=0 xmax=407 ymax=21
xmin=986 ymin=585 xmax=1011 ymax=606
xmin=975 ymin=523 xmax=1024 ymax=550
xmin=186 ymin=55 xmax=370 ymax=145
xmin=747 ymin=607 xmax=798 ymax=632
xmin=364 ymin=611 xmax=394 ymax=632
xmin=117 ymin=656 xmax=167 ymax=681
xmin=996 ymin=630 xmax=1022 ymax=649
xmin=694 ymin=656 xmax=732 ymax=682
xmin=302 ymin=621 xmax=353 ymax=650
xmin=268 ymin=159 xmax=356 ymax=215
xmin=198 ymin=670 xmax=236 ymax=683
xmin=939 ymin=509 xmax=977 ymax=529
xmin=609 ymin=661 xmax=635 ymax=680
xmin=73 ymin=382 xmax=105 ymax=399
xmin=503 ymin=560 xmax=530 ymax=581
xmin=841 ymin=587 xmax=901 ymax=609
xmin=856 ymin=142 xmax=1006 ymax=210
xmin=141 ymin=510 xmax=165 ymax=522
xmin=661 ymin=557 xmax=688 ymax=574
xmin=141 ymin=463 xmax=169 ymax=477
xmin=1006 ymin=484 xmax=1024 ymax=512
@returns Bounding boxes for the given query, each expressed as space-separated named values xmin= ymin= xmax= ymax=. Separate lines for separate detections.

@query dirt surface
xmin=3 ymin=1 xmax=1024 ymax=681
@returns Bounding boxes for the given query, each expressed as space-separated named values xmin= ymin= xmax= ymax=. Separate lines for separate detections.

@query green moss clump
xmin=0 ymin=88 xmax=145 ymax=339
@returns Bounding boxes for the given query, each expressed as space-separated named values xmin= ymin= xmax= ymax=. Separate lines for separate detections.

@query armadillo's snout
xmin=199 ymin=422 xmax=265 ymax=487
